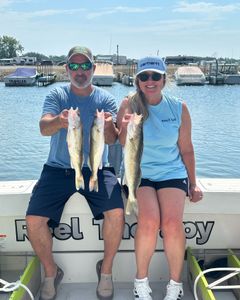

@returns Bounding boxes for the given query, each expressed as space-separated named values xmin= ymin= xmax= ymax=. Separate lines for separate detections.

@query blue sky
xmin=0 ymin=0 xmax=240 ymax=59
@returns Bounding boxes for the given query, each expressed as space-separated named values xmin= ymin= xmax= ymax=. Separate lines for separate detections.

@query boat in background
xmin=175 ymin=66 xmax=206 ymax=86
xmin=92 ymin=61 xmax=114 ymax=86
xmin=3 ymin=68 xmax=38 ymax=87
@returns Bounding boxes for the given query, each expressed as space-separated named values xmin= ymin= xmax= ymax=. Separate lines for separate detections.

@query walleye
xmin=89 ymin=109 xmax=105 ymax=192
xmin=67 ymin=107 xmax=84 ymax=190
xmin=123 ymin=113 xmax=143 ymax=215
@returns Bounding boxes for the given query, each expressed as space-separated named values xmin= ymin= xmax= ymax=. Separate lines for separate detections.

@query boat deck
xmin=1 ymin=280 xmax=237 ymax=300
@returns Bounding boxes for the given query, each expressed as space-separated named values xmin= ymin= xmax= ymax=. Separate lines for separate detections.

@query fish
xmin=89 ymin=109 xmax=105 ymax=192
xmin=123 ymin=113 xmax=143 ymax=215
xmin=66 ymin=107 xmax=84 ymax=190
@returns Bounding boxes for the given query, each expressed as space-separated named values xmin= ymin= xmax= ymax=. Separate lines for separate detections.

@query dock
xmin=37 ymin=60 xmax=57 ymax=86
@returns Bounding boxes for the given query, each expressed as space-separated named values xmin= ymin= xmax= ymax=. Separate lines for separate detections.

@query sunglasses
xmin=68 ymin=62 xmax=93 ymax=71
xmin=138 ymin=72 xmax=162 ymax=82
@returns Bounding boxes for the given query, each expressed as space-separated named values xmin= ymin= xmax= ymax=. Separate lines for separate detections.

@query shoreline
xmin=0 ymin=64 xmax=177 ymax=82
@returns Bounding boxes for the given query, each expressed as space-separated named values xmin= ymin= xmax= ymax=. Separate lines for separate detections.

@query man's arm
xmin=39 ymin=110 xmax=69 ymax=136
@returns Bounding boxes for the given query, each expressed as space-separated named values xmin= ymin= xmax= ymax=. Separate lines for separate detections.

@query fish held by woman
xmin=67 ymin=107 xmax=84 ymax=190
xmin=89 ymin=109 xmax=105 ymax=192
xmin=123 ymin=113 xmax=143 ymax=215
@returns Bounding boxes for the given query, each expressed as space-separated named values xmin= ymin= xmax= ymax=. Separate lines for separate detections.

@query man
xmin=26 ymin=45 xmax=124 ymax=300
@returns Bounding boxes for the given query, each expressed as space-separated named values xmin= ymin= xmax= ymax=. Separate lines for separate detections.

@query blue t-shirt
xmin=141 ymin=94 xmax=187 ymax=181
xmin=42 ymin=84 xmax=117 ymax=169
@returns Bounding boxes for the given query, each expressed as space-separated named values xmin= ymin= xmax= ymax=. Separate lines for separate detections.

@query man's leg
xmin=26 ymin=215 xmax=56 ymax=277
xmin=101 ymin=208 xmax=124 ymax=273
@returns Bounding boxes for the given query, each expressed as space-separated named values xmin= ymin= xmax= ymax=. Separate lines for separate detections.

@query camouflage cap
xmin=67 ymin=46 xmax=93 ymax=62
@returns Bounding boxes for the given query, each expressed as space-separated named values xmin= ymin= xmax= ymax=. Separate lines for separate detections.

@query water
xmin=0 ymin=81 xmax=240 ymax=181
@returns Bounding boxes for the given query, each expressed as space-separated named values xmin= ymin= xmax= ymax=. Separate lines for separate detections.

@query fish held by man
xmin=66 ymin=107 xmax=84 ymax=190
xmin=123 ymin=113 xmax=143 ymax=215
xmin=89 ymin=109 xmax=105 ymax=192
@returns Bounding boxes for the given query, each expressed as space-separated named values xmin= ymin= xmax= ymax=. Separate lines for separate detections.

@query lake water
xmin=0 ymin=81 xmax=240 ymax=181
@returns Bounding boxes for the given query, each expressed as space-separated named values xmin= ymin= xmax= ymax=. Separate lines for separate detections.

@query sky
xmin=0 ymin=0 xmax=240 ymax=59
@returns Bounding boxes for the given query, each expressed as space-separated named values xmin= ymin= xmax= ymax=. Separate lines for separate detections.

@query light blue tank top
xmin=42 ymin=85 xmax=117 ymax=169
xmin=141 ymin=94 xmax=187 ymax=181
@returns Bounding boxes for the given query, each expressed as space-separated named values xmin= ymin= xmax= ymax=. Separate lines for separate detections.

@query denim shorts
xmin=26 ymin=164 xmax=124 ymax=228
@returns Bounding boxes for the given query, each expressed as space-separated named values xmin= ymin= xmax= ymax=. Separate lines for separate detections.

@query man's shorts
xmin=26 ymin=164 xmax=124 ymax=228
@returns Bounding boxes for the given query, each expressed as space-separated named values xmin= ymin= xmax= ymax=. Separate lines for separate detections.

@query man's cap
xmin=136 ymin=56 xmax=166 ymax=76
xmin=67 ymin=46 xmax=93 ymax=62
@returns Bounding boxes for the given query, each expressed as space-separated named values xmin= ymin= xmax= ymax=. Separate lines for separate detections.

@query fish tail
xmin=125 ymin=196 xmax=138 ymax=216
xmin=125 ymin=199 xmax=132 ymax=215
xmin=75 ymin=170 xmax=84 ymax=190
xmin=79 ymin=175 xmax=85 ymax=190
xmin=89 ymin=176 xmax=98 ymax=192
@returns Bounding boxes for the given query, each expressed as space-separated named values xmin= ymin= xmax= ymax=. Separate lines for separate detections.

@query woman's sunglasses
xmin=138 ymin=72 xmax=162 ymax=82
xmin=68 ymin=62 xmax=93 ymax=71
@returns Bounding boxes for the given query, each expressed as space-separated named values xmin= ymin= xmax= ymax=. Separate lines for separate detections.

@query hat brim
xmin=68 ymin=53 xmax=93 ymax=62
xmin=136 ymin=68 xmax=166 ymax=76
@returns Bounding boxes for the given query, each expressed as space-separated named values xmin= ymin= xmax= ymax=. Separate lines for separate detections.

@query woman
xmin=117 ymin=56 xmax=203 ymax=300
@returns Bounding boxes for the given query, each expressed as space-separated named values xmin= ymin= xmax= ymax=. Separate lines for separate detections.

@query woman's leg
xmin=135 ymin=186 xmax=160 ymax=279
xmin=157 ymin=188 xmax=186 ymax=282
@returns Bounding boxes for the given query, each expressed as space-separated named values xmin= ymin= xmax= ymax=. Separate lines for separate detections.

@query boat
xmin=37 ymin=72 xmax=57 ymax=86
xmin=175 ymin=66 xmax=206 ymax=86
xmin=121 ymin=74 xmax=133 ymax=86
xmin=3 ymin=68 xmax=38 ymax=87
xmin=203 ymin=61 xmax=240 ymax=85
xmin=92 ymin=61 xmax=114 ymax=86
xmin=0 ymin=147 xmax=240 ymax=299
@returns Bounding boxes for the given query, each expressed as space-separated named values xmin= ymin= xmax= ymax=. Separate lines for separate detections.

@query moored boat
xmin=92 ymin=61 xmax=114 ymax=86
xmin=175 ymin=66 xmax=206 ymax=86
xmin=3 ymin=68 xmax=38 ymax=87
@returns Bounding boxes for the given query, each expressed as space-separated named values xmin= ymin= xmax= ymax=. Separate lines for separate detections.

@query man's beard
xmin=68 ymin=70 xmax=94 ymax=89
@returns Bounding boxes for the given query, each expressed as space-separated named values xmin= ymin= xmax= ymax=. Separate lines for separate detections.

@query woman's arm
xmin=178 ymin=102 xmax=203 ymax=202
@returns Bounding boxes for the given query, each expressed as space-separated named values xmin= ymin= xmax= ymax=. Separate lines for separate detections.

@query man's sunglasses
xmin=138 ymin=72 xmax=162 ymax=82
xmin=68 ymin=62 xmax=93 ymax=71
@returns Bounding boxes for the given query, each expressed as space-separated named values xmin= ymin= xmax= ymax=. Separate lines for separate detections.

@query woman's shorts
xmin=139 ymin=177 xmax=188 ymax=194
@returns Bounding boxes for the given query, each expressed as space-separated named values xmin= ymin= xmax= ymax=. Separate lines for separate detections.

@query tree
xmin=0 ymin=35 xmax=24 ymax=58
xmin=24 ymin=52 xmax=49 ymax=63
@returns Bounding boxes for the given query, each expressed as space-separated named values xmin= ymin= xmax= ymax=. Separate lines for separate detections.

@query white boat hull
xmin=4 ymin=76 xmax=36 ymax=86
xmin=0 ymin=178 xmax=240 ymax=283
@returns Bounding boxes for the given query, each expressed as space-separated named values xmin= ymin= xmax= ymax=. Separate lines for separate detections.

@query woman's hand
xmin=189 ymin=184 xmax=203 ymax=202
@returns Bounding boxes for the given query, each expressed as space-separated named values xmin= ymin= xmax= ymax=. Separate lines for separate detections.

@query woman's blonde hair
xmin=127 ymin=77 xmax=149 ymax=120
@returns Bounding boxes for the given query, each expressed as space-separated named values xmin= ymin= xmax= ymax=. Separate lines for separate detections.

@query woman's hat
xmin=136 ymin=56 xmax=166 ymax=76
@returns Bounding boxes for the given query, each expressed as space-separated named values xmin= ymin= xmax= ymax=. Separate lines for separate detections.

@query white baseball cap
xmin=136 ymin=56 xmax=166 ymax=76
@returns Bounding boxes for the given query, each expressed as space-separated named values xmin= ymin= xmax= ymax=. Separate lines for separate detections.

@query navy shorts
xmin=139 ymin=178 xmax=189 ymax=194
xmin=123 ymin=178 xmax=188 ymax=197
xmin=26 ymin=165 xmax=124 ymax=228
